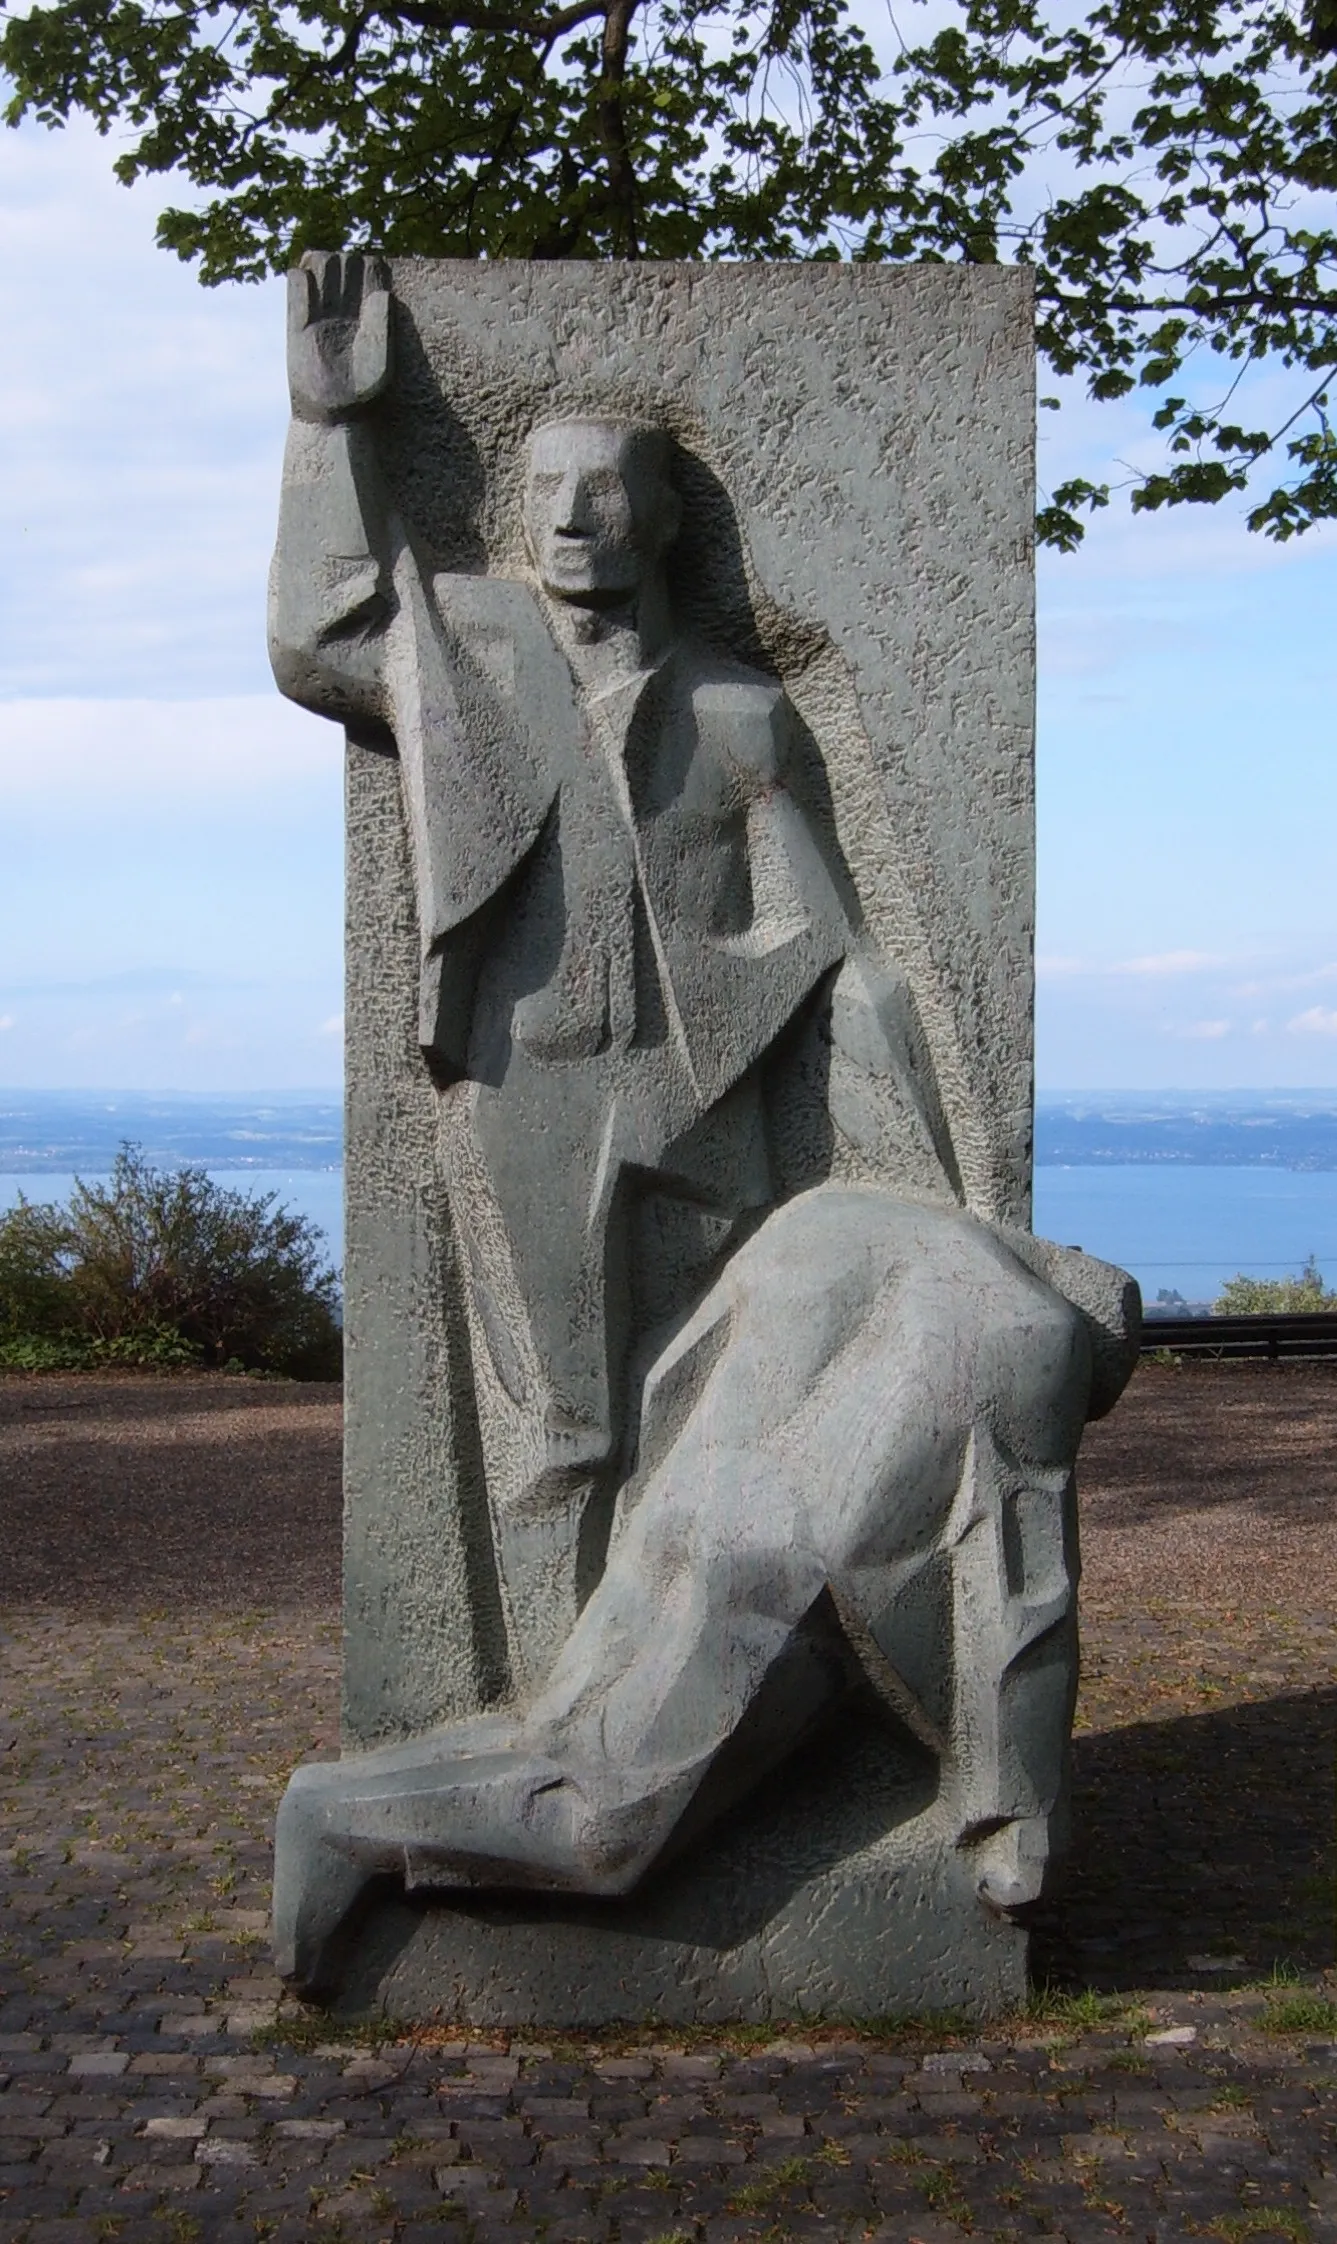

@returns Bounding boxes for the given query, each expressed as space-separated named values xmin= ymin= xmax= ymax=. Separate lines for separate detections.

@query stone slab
xmin=336 ymin=1718 xmax=1027 ymax=2025
xmin=318 ymin=260 xmax=1043 ymax=2016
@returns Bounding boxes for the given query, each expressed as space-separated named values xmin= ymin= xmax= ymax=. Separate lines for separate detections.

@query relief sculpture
xmin=268 ymin=254 xmax=1139 ymax=2008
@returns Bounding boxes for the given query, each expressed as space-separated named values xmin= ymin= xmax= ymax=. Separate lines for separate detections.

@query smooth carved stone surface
xmin=267 ymin=255 xmax=1139 ymax=2014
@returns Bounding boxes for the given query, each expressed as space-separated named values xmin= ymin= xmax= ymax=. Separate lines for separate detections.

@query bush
xmin=1214 ymin=1255 xmax=1337 ymax=1316
xmin=0 ymin=1145 xmax=341 ymax=1379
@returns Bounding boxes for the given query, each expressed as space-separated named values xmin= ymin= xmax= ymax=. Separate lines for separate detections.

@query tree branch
xmin=390 ymin=0 xmax=608 ymax=40
xmin=597 ymin=0 xmax=638 ymax=256
xmin=1043 ymin=287 xmax=1337 ymax=317
xmin=257 ymin=7 xmax=374 ymax=134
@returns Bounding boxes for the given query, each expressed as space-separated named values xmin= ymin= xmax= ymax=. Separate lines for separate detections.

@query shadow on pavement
xmin=1034 ymin=1684 xmax=1337 ymax=1991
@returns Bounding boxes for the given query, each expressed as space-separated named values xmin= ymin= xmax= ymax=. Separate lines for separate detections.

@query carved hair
xmin=525 ymin=416 xmax=674 ymax=491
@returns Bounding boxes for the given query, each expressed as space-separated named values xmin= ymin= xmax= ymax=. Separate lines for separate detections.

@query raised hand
xmin=287 ymin=250 xmax=392 ymax=421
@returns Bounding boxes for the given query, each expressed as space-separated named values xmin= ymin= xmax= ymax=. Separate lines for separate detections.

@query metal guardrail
xmin=1140 ymin=1312 xmax=1337 ymax=1360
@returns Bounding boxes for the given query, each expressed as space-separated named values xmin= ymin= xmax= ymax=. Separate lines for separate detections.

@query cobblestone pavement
xmin=1 ymin=1367 xmax=1335 ymax=2242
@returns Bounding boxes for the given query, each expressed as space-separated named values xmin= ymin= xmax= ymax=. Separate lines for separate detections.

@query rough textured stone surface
xmin=268 ymin=257 xmax=1137 ymax=2011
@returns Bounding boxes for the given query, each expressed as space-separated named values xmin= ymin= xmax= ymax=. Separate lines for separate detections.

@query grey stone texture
xmin=266 ymin=255 xmax=1139 ymax=2015
xmin=336 ymin=1705 xmax=1028 ymax=2026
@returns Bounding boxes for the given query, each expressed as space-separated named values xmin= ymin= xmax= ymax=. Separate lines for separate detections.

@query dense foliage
xmin=0 ymin=1145 xmax=342 ymax=1377
xmin=2 ymin=0 xmax=1334 ymax=546
xmin=1215 ymin=1253 xmax=1337 ymax=1312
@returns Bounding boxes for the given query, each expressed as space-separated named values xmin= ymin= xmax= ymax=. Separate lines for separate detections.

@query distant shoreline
xmin=8 ymin=1100 xmax=1337 ymax=1297
xmin=9 ymin=1089 xmax=1337 ymax=1173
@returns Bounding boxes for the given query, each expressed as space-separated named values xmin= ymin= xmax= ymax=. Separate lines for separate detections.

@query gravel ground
xmin=0 ymin=1361 xmax=1333 ymax=2243
xmin=0 ymin=1375 xmax=342 ymax=1612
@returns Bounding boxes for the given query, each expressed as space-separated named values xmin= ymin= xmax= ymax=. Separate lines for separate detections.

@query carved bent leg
xmin=941 ymin=1426 xmax=1081 ymax=1911
xmin=274 ymin=1186 xmax=1093 ymax=1992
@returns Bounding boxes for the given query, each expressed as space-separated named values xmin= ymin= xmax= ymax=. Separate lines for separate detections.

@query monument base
xmin=331 ymin=1714 xmax=1030 ymax=2026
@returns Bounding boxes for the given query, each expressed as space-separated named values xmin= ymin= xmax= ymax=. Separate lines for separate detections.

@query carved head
xmin=524 ymin=419 xmax=682 ymax=604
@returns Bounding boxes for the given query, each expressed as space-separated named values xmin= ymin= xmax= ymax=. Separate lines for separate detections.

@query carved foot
xmin=274 ymin=1716 xmax=527 ymax=1993
xmin=273 ymin=1777 xmax=378 ymax=1994
xmin=272 ymin=1721 xmax=667 ymax=1996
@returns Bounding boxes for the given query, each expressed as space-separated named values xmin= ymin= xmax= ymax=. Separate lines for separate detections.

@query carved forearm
xmin=268 ymin=415 xmax=392 ymax=728
xmin=826 ymin=950 xmax=962 ymax=1203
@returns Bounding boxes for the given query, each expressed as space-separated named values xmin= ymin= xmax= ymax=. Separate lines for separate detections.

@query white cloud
xmin=0 ymin=695 xmax=338 ymax=808
xmin=1233 ymin=961 xmax=1337 ymax=998
xmin=1175 ymin=1019 xmax=1233 ymax=1040
xmin=1039 ymin=949 xmax=1228 ymax=981
xmin=0 ymin=121 xmax=286 ymax=702
xmin=318 ymin=1015 xmax=345 ymax=1039
xmin=0 ymin=691 xmax=343 ymax=1046
xmin=0 ymin=979 xmax=342 ymax=1089
xmin=0 ymin=1015 xmax=14 ymax=1031
xmin=1287 ymin=1006 xmax=1337 ymax=1037
xmin=1115 ymin=950 xmax=1222 ymax=979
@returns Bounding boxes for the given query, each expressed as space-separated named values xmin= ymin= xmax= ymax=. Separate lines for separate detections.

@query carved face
xmin=524 ymin=420 xmax=680 ymax=603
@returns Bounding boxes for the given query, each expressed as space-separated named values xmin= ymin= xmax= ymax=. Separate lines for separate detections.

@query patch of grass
xmin=1295 ymin=1871 xmax=1335 ymax=1907
xmin=0 ymin=1328 xmax=205 ymax=1372
xmin=1249 ymin=1961 xmax=1304 ymax=1990
xmin=252 ymin=2009 xmax=395 ymax=2054
xmin=729 ymin=2159 xmax=813 ymax=2213
xmin=918 ymin=2164 xmax=974 ymax=2227
xmin=151 ymin=2215 xmax=202 ymax=2244
xmin=1105 ymin=2050 xmax=1153 ymax=2074
xmin=1201 ymin=2212 xmax=1311 ymax=2243
xmin=1260 ymin=1992 xmax=1337 ymax=2036
xmin=1026 ymin=1985 xmax=1151 ymax=2033
xmin=851 ymin=2004 xmax=980 ymax=2041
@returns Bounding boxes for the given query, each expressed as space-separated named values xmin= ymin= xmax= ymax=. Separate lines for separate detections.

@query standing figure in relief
xmin=269 ymin=253 xmax=1138 ymax=1995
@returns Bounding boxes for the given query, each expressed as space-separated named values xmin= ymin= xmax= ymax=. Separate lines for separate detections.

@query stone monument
xmin=268 ymin=254 xmax=1139 ymax=2022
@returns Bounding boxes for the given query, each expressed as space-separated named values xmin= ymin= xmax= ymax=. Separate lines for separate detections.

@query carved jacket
xmin=270 ymin=418 xmax=965 ymax=1452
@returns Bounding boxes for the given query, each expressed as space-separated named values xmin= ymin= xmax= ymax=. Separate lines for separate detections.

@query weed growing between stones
xmin=1206 ymin=2213 xmax=1313 ymax=2243
xmin=1261 ymin=1991 xmax=1337 ymax=2034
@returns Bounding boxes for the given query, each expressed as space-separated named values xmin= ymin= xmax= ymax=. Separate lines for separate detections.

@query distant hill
xmin=1036 ymin=1093 xmax=1337 ymax=1170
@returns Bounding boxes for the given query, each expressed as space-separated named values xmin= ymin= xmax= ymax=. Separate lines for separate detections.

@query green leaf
xmin=3 ymin=0 xmax=1334 ymax=536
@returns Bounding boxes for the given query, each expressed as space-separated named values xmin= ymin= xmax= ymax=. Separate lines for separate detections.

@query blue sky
xmin=1 ymin=117 xmax=1335 ymax=1092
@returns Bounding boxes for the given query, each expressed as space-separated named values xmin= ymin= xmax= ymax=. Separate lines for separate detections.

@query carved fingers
xmin=287 ymin=250 xmax=392 ymax=421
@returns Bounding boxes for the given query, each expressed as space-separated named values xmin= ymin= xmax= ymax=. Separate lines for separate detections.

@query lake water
xmin=6 ymin=1159 xmax=1337 ymax=1307
xmin=1032 ymin=1164 xmax=1337 ymax=1305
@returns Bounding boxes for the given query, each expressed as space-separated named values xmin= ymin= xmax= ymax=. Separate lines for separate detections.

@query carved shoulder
xmin=433 ymin=573 xmax=586 ymax=783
